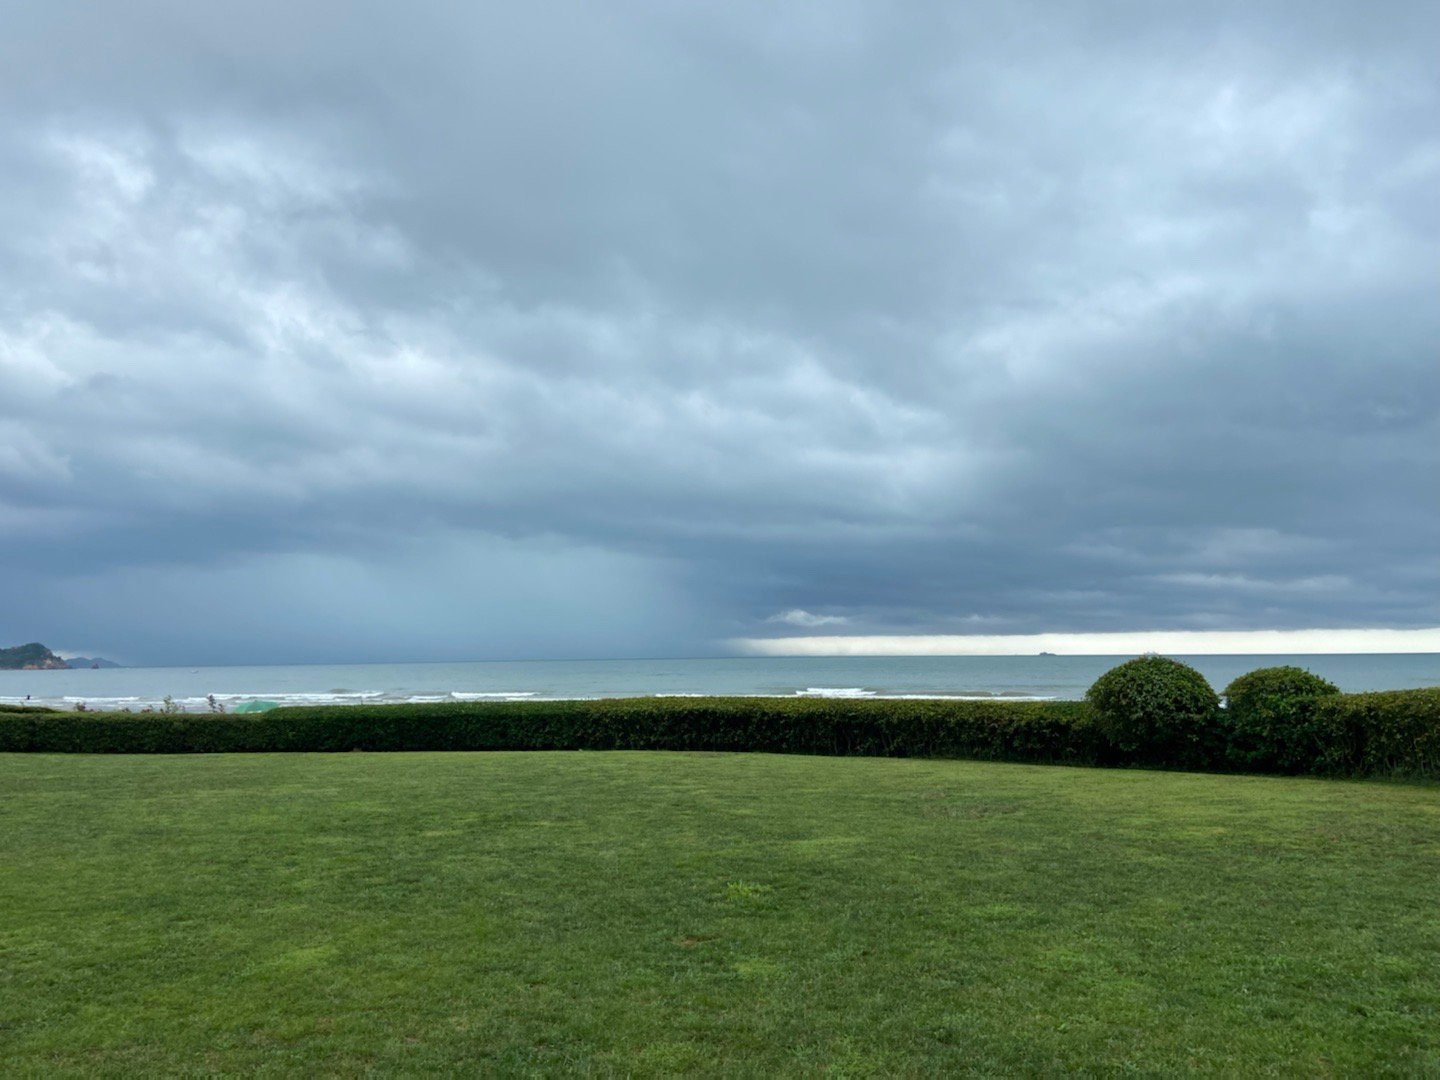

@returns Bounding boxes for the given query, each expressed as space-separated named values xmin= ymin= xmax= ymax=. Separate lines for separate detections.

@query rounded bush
xmin=1222 ymin=666 xmax=1339 ymax=771
xmin=1085 ymin=656 xmax=1221 ymax=765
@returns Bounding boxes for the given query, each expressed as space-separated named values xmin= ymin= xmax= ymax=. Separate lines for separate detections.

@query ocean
xmin=2 ymin=654 xmax=1437 ymax=712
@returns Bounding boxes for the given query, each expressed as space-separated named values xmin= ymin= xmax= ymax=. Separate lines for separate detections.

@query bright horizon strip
xmin=733 ymin=628 xmax=1440 ymax=656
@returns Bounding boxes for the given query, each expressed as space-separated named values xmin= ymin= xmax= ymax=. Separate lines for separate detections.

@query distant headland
xmin=0 ymin=643 xmax=121 ymax=670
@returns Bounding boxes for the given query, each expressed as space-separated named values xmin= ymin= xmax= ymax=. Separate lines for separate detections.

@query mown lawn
xmin=1 ymin=752 xmax=1437 ymax=1075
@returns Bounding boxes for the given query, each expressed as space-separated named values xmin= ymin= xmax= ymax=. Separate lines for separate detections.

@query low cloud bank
xmin=735 ymin=629 xmax=1440 ymax=656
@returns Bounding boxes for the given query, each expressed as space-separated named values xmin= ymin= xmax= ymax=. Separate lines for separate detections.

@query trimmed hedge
xmin=1222 ymin=666 xmax=1340 ymax=772
xmin=0 ymin=696 xmax=1105 ymax=764
xmin=1310 ymin=688 xmax=1440 ymax=778
xmin=1085 ymin=656 xmax=1222 ymax=767
xmin=1 ymin=682 xmax=1436 ymax=779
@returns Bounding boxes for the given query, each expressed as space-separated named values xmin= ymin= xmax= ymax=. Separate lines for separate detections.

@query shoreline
xmin=3 ymin=654 xmax=1436 ymax=714
xmin=2 ymin=689 xmax=1066 ymax=713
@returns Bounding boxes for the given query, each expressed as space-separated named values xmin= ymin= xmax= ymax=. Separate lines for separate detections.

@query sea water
xmin=1 ymin=654 xmax=1437 ymax=712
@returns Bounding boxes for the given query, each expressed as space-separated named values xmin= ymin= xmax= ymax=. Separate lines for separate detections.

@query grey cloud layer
xmin=1 ymin=1 xmax=1436 ymax=662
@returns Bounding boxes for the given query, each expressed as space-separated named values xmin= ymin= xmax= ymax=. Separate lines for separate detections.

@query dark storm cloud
xmin=0 ymin=1 xmax=1435 ymax=662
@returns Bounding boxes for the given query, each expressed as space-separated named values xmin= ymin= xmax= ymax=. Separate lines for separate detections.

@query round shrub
xmin=1085 ymin=656 xmax=1221 ymax=765
xmin=1222 ymin=666 xmax=1340 ymax=772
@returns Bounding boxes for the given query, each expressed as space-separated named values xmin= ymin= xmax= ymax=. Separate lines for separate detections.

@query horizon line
xmin=732 ymin=628 xmax=1440 ymax=657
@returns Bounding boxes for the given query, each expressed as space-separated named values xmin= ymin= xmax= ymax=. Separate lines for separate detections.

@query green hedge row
xmin=1310 ymin=688 xmax=1440 ymax=778
xmin=0 ymin=697 xmax=1103 ymax=762
xmin=1 ymin=686 xmax=1436 ymax=777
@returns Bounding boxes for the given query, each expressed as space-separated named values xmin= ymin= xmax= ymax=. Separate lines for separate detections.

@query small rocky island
xmin=0 ymin=643 xmax=119 ymax=670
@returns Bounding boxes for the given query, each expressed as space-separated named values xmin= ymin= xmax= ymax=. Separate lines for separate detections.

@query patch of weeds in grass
xmin=732 ymin=957 xmax=783 ymax=979
xmin=675 ymin=934 xmax=718 ymax=949
xmin=724 ymin=880 xmax=774 ymax=904
xmin=920 ymin=790 xmax=1028 ymax=819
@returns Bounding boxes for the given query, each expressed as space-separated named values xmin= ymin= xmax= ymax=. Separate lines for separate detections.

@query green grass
xmin=2 ymin=753 xmax=1437 ymax=1075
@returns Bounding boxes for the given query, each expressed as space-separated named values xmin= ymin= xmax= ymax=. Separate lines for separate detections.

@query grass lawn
xmin=2 ymin=752 xmax=1437 ymax=1075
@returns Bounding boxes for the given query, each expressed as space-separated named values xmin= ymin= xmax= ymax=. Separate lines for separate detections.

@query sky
xmin=0 ymin=1 xmax=1436 ymax=665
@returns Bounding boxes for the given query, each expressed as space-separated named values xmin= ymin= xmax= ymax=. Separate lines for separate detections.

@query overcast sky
xmin=1 ymin=1 xmax=1436 ymax=664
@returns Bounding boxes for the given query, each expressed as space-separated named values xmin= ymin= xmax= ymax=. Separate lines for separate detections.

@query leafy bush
xmin=1310 ymin=688 xmax=1440 ymax=778
xmin=1222 ymin=666 xmax=1340 ymax=771
xmin=1085 ymin=656 xmax=1222 ymax=766
xmin=0 ymin=696 xmax=1104 ymax=763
